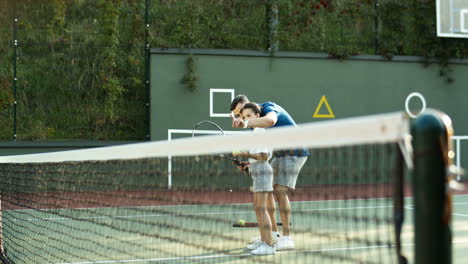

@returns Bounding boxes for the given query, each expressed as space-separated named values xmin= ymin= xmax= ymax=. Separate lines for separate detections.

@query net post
xmin=411 ymin=110 xmax=453 ymax=264
xmin=394 ymin=148 xmax=407 ymax=264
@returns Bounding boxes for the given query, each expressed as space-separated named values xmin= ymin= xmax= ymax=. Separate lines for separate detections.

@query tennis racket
xmin=233 ymin=222 xmax=285 ymax=228
xmin=219 ymin=154 xmax=242 ymax=166
xmin=220 ymin=154 xmax=250 ymax=174
xmin=192 ymin=120 xmax=225 ymax=138
xmin=192 ymin=120 xmax=250 ymax=174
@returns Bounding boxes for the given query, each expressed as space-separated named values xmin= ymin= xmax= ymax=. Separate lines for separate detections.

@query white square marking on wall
xmin=210 ymin=89 xmax=235 ymax=117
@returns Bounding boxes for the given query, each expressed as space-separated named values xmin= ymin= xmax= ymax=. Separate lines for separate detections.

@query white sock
xmin=282 ymin=235 xmax=291 ymax=240
xmin=272 ymin=231 xmax=280 ymax=237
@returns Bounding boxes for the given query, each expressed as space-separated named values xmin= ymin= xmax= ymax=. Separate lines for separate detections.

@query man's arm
xmin=233 ymin=152 xmax=269 ymax=161
xmin=231 ymin=112 xmax=278 ymax=128
xmin=247 ymin=112 xmax=277 ymax=128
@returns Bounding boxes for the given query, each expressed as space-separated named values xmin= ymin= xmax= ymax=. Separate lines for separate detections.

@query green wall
xmin=151 ymin=49 xmax=468 ymax=140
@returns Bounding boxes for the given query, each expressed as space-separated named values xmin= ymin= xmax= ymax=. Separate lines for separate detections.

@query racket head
xmin=192 ymin=120 xmax=225 ymax=139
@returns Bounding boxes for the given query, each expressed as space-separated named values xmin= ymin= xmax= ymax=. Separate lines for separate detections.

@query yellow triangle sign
xmin=313 ymin=95 xmax=335 ymax=118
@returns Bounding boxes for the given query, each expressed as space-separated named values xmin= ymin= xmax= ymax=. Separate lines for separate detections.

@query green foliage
xmin=180 ymin=54 xmax=198 ymax=92
xmin=149 ymin=0 xmax=266 ymax=49
xmin=0 ymin=0 xmax=466 ymax=140
xmin=0 ymin=59 xmax=13 ymax=112
xmin=278 ymin=0 xmax=375 ymax=56
xmin=378 ymin=0 xmax=409 ymax=58
xmin=1 ymin=0 xmax=146 ymax=140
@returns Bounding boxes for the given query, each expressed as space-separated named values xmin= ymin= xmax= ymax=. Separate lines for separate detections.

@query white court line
xmin=295 ymin=205 xmax=393 ymax=212
xmin=45 ymin=239 xmax=468 ymax=264
xmin=9 ymin=211 xmax=254 ymax=222
xmin=454 ymin=213 xmax=468 ymax=217
xmin=47 ymin=243 xmax=412 ymax=264
xmin=405 ymin=206 xmax=468 ymax=217
xmin=12 ymin=200 xmax=468 ymax=222
xmin=8 ymin=193 xmax=466 ymax=211
xmin=8 ymin=201 xmax=468 ymax=222
xmin=3 ymin=196 xmax=395 ymax=213
xmin=10 ymin=205 xmax=394 ymax=222
xmin=43 ymin=240 xmax=468 ymax=264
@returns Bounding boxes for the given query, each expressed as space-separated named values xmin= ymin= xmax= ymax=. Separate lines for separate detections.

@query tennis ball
xmin=238 ymin=219 xmax=245 ymax=226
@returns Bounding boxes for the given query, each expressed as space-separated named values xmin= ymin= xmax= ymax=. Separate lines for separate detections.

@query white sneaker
xmin=274 ymin=236 xmax=294 ymax=250
xmin=247 ymin=239 xmax=263 ymax=250
xmin=250 ymin=232 xmax=280 ymax=244
xmin=251 ymin=242 xmax=276 ymax=255
xmin=250 ymin=236 xmax=261 ymax=243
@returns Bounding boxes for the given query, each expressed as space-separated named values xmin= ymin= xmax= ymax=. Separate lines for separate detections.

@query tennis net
xmin=0 ymin=112 xmax=417 ymax=264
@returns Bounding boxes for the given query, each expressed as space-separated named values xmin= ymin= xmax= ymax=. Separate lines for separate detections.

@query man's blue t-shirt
xmin=258 ymin=102 xmax=309 ymax=157
xmin=259 ymin=102 xmax=296 ymax=128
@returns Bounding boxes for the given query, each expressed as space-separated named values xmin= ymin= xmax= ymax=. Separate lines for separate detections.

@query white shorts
xmin=249 ymin=161 xmax=274 ymax=192
xmin=271 ymin=156 xmax=308 ymax=189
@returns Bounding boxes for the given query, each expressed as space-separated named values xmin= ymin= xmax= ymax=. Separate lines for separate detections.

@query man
xmin=230 ymin=94 xmax=309 ymax=250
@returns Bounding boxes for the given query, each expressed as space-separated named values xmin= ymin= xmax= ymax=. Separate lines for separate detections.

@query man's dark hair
xmin=241 ymin=102 xmax=261 ymax=115
xmin=230 ymin=94 xmax=249 ymax=111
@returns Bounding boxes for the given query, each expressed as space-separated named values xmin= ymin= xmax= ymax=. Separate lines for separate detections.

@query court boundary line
xmin=405 ymin=205 xmax=468 ymax=218
xmin=453 ymin=213 xmax=468 ymax=217
xmin=45 ymin=239 xmax=468 ymax=264
xmin=7 ymin=199 xmax=467 ymax=263
xmin=3 ymin=195 xmax=402 ymax=213
xmin=7 ymin=194 xmax=468 ymax=213
xmin=47 ymin=243 xmax=412 ymax=264
xmin=10 ymin=200 xmax=468 ymax=222
xmin=10 ymin=205 xmax=396 ymax=222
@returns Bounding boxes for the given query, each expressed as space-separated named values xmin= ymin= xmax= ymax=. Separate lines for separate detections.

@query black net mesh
xmin=0 ymin=142 xmax=404 ymax=264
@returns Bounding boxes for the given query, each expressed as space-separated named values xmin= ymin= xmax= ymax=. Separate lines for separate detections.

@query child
xmin=232 ymin=102 xmax=275 ymax=255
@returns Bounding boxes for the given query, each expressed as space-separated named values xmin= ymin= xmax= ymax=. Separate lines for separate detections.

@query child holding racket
xmin=232 ymin=102 xmax=275 ymax=255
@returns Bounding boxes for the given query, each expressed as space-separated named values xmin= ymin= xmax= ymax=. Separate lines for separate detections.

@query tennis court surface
xmin=3 ymin=195 xmax=468 ymax=264
xmin=0 ymin=111 xmax=465 ymax=263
